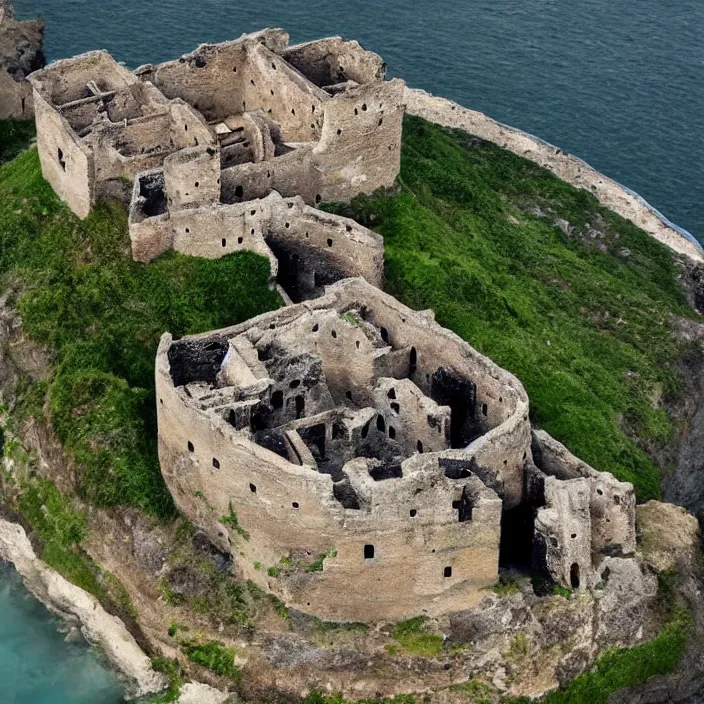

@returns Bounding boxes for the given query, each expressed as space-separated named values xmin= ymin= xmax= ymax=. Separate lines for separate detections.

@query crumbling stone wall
xmin=156 ymin=278 xmax=531 ymax=621
xmin=129 ymin=187 xmax=384 ymax=297
xmin=530 ymin=430 xmax=636 ymax=589
xmin=282 ymin=36 xmax=387 ymax=88
xmin=29 ymin=51 xmax=215 ymax=218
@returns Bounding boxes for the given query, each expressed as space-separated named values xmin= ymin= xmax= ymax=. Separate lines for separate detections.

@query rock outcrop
xmin=0 ymin=0 xmax=45 ymax=119
xmin=0 ymin=518 xmax=167 ymax=699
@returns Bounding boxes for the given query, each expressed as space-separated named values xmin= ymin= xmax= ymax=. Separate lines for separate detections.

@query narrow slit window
xmin=364 ymin=544 xmax=374 ymax=559
xmin=444 ymin=566 xmax=452 ymax=578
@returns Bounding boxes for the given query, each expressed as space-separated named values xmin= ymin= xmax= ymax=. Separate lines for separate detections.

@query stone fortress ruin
xmin=27 ymin=29 xmax=401 ymax=298
xmin=156 ymin=278 xmax=636 ymax=622
xmin=27 ymin=28 xmax=641 ymax=623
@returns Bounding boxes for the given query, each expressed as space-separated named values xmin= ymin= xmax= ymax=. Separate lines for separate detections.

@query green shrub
xmin=180 ymin=639 xmax=241 ymax=681
xmin=220 ymin=502 xmax=250 ymax=540
xmin=306 ymin=549 xmax=338 ymax=573
xmin=392 ymin=616 xmax=443 ymax=656
xmin=148 ymin=657 xmax=182 ymax=703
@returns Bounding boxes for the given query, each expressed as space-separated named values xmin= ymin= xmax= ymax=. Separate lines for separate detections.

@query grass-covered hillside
xmin=0 ymin=125 xmax=282 ymax=520
xmin=1 ymin=114 xmax=699 ymax=518
xmin=331 ymin=115 xmax=700 ymax=502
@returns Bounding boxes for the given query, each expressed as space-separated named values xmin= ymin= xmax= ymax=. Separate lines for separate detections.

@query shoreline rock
xmin=0 ymin=517 xmax=167 ymax=699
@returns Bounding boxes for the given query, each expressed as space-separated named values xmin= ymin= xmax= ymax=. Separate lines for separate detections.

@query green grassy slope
xmin=0 ymin=143 xmax=282 ymax=518
xmin=330 ymin=115 xmax=700 ymax=501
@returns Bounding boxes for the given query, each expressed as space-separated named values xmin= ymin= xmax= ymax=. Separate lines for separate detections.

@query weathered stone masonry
xmin=28 ymin=30 xmax=401 ymax=301
xmin=157 ymin=278 xmax=637 ymax=622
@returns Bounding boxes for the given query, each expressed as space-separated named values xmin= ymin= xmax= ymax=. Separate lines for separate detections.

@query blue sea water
xmin=0 ymin=561 xmax=125 ymax=703
xmin=13 ymin=0 xmax=704 ymax=245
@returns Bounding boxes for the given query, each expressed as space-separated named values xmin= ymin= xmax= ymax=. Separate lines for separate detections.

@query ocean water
xmin=0 ymin=561 xmax=125 ymax=703
xmin=13 ymin=0 xmax=704 ymax=245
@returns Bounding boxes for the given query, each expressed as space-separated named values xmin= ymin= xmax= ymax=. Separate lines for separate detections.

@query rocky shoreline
xmin=0 ymin=517 xmax=166 ymax=699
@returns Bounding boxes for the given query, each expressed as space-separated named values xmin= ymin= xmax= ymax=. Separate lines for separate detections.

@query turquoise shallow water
xmin=13 ymin=0 xmax=704 ymax=244
xmin=0 ymin=561 xmax=125 ymax=704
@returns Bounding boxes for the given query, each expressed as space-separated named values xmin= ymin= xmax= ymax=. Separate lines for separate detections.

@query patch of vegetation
xmin=328 ymin=115 xmax=701 ymax=502
xmin=490 ymin=573 xmax=521 ymax=596
xmin=449 ymin=679 xmax=494 ymax=704
xmin=505 ymin=633 xmax=529 ymax=662
xmin=306 ymin=549 xmax=338 ymax=573
xmin=267 ymin=565 xmax=280 ymax=577
xmin=167 ymin=622 xmax=189 ymax=638
xmin=392 ymin=616 xmax=443 ymax=656
xmin=507 ymin=607 xmax=691 ymax=704
xmin=0 ymin=118 xmax=35 ymax=165
xmin=553 ymin=585 xmax=573 ymax=599
xmin=148 ymin=657 xmax=182 ymax=703
xmin=219 ymin=502 xmax=250 ymax=540
xmin=180 ymin=639 xmax=241 ymax=682
xmin=0 ymin=145 xmax=281 ymax=519
xmin=17 ymin=476 xmax=105 ymax=597
xmin=268 ymin=593 xmax=289 ymax=620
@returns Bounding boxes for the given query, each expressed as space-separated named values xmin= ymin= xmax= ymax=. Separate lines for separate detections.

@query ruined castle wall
xmin=220 ymin=145 xmax=321 ymax=205
xmin=35 ymin=51 xmax=136 ymax=107
xmin=167 ymin=99 xmax=214 ymax=151
xmin=170 ymin=202 xmax=277 ymax=274
xmin=163 ymin=144 xmax=221 ymax=211
xmin=532 ymin=430 xmax=636 ymax=557
xmin=130 ymin=212 xmax=172 ymax=264
xmin=31 ymin=90 xmax=94 ymax=218
xmin=89 ymin=113 xmax=173 ymax=184
xmin=155 ymin=280 xmax=525 ymax=620
xmin=372 ymin=378 xmax=451 ymax=457
xmin=405 ymin=87 xmax=704 ymax=265
xmin=266 ymin=196 xmax=384 ymax=295
xmin=242 ymin=42 xmax=327 ymax=143
xmin=128 ymin=169 xmax=172 ymax=263
xmin=282 ymin=37 xmax=387 ymax=88
xmin=146 ymin=42 xmax=247 ymax=123
xmin=534 ymin=476 xmax=593 ymax=590
xmin=143 ymin=190 xmax=380 ymax=289
xmin=313 ymin=78 xmax=405 ymax=202
xmin=156 ymin=343 xmax=502 ymax=621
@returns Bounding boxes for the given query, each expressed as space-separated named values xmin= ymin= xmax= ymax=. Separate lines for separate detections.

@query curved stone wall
xmin=156 ymin=278 xmax=532 ymax=622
